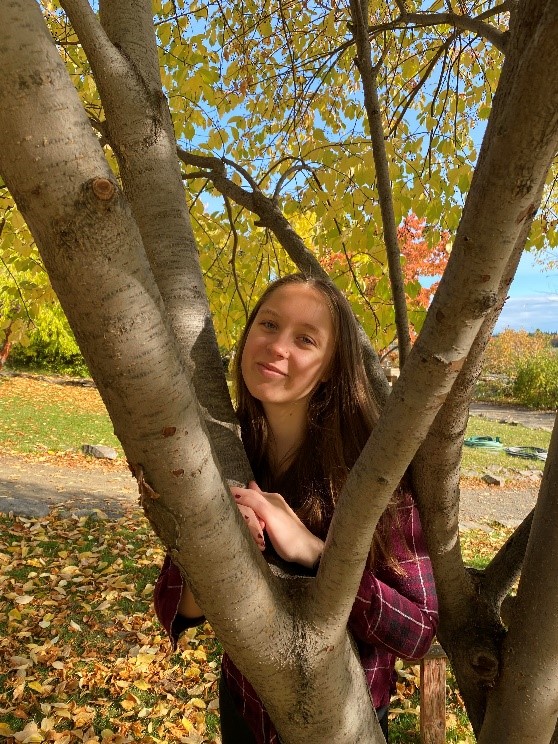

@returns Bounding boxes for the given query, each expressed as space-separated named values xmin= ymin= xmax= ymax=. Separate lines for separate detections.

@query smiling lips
xmin=257 ymin=362 xmax=287 ymax=377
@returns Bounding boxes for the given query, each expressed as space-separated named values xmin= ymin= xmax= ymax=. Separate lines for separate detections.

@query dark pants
xmin=219 ymin=677 xmax=389 ymax=743
xmin=219 ymin=676 xmax=257 ymax=744
xmin=376 ymin=704 xmax=389 ymax=741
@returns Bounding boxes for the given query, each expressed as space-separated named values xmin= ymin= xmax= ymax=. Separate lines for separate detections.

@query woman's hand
xmin=231 ymin=481 xmax=323 ymax=568
xmin=237 ymin=503 xmax=266 ymax=551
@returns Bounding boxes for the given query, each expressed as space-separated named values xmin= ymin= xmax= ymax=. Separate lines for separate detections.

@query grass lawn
xmin=461 ymin=418 xmax=550 ymax=474
xmin=0 ymin=373 xmax=550 ymax=476
xmin=0 ymin=375 xmax=122 ymax=466
xmin=0 ymin=373 xmax=536 ymax=741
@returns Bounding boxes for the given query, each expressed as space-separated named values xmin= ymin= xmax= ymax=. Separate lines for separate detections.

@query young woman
xmin=154 ymin=274 xmax=438 ymax=743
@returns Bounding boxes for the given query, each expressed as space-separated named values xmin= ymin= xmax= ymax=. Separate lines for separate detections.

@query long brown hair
xmin=234 ymin=274 xmax=398 ymax=564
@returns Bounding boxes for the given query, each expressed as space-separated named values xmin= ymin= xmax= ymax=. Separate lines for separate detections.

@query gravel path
xmin=0 ymin=455 xmax=138 ymax=519
xmin=0 ymin=402 xmax=552 ymax=528
xmin=470 ymin=401 xmax=555 ymax=432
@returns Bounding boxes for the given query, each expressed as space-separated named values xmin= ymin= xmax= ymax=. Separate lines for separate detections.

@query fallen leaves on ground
xmin=461 ymin=524 xmax=513 ymax=569
xmin=0 ymin=506 xmax=471 ymax=744
xmin=0 ymin=376 xmax=105 ymax=415
xmin=0 ymin=508 xmax=221 ymax=743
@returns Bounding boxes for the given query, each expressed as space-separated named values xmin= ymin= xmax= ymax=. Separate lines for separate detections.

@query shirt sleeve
xmin=348 ymin=494 xmax=439 ymax=660
xmin=153 ymin=554 xmax=205 ymax=649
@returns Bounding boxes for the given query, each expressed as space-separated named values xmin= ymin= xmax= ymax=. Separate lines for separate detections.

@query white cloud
xmin=495 ymin=294 xmax=558 ymax=333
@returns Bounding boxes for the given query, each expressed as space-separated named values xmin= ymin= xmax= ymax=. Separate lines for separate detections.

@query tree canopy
xmin=3 ymin=0 xmax=556 ymax=356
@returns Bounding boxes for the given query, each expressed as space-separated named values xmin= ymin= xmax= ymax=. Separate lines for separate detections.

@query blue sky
xmin=420 ymin=248 xmax=558 ymax=333
xmin=495 ymin=250 xmax=558 ymax=333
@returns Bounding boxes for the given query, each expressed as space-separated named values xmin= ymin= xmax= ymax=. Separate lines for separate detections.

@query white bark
xmin=0 ymin=3 xmax=383 ymax=741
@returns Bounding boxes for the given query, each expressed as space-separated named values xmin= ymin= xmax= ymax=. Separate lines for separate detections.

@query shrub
xmin=513 ymin=351 xmax=558 ymax=409
xmin=8 ymin=302 xmax=89 ymax=376
xmin=483 ymin=329 xmax=550 ymax=376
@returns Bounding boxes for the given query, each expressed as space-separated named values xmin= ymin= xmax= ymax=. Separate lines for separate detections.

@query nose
xmin=267 ymin=336 xmax=289 ymax=358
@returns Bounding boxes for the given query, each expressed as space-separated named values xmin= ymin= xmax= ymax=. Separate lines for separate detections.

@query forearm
xmin=349 ymin=569 xmax=438 ymax=658
xmin=177 ymin=584 xmax=203 ymax=618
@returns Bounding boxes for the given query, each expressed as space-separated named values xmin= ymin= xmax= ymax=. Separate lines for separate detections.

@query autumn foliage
xmin=482 ymin=329 xmax=551 ymax=376
xmin=398 ymin=214 xmax=451 ymax=308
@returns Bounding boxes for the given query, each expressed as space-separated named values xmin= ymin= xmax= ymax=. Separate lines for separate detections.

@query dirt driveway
xmin=1 ymin=402 xmax=553 ymax=528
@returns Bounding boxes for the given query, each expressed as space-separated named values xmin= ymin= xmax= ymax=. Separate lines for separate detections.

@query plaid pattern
xmin=154 ymin=492 xmax=438 ymax=744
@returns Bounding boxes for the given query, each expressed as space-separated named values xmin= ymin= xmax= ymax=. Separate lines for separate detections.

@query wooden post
xmin=420 ymin=642 xmax=447 ymax=744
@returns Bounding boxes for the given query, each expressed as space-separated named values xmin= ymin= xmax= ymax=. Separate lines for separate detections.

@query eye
xmin=260 ymin=320 xmax=277 ymax=331
xmin=299 ymin=335 xmax=316 ymax=346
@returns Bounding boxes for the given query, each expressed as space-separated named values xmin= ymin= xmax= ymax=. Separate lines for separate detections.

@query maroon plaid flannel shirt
xmin=154 ymin=492 xmax=438 ymax=744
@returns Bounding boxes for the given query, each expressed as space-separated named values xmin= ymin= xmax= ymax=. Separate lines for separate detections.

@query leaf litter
xmin=0 ymin=506 xmax=480 ymax=744
xmin=0 ymin=508 xmax=222 ymax=743
xmin=0 ymin=376 xmax=123 ymax=469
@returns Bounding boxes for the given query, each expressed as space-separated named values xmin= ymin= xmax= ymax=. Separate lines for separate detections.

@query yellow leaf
xmin=181 ymin=718 xmax=194 ymax=732
xmin=15 ymin=594 xmax=34 ymax=605
xmin=141 ymin=583 xmax=154 ymax=597
xmin=189 ymin=698 xmax=206 ymax=709
xmin=13 ymin=721 xmax=44 ymax=742
xmin=40 ymin=718 xmax=55 ymax=731
xmin=28 ymin=680 xmax=45 ymax=693
xmin=0 ymin=723 xmax=14 ymax=736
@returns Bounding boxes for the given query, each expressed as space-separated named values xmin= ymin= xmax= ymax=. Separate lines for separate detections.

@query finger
xmin=248 ymin=480 xmax=263 ymax=494
xmin=234 ymin=491 xmax=269 ymax=523
xmin=234 ymin=490 xmax=262 ymax=507
xmin=230 ymin=485 xmax=251 ymax=498
xmin=236 ymin=505 xmax=266 ymax=550
xmin=237 ymin=503 xmax=256 ymax=520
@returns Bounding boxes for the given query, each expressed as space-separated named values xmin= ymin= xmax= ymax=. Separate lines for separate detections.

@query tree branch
xmin=59 ymin=0 xmax=126 ymax=78
xmin=224 ymin=194 xmax=249 ymax=323
xmin=388 ymin=32 xmax=457 ymax=137
xmin=411 ymin=217 xmax=535 ymax=732
xmin=349 ymin=0 xmax=412 ymax=365
xmin=370 ymin=3 xmax=510 ymax=54
xmin=63 ymin=1 xmax=251 ymax=484
xmin=480 ymin=406 xmax=558 ymax=742
xmin=481 ymin=509 xmax=533 ymax=605
xmin=410 ymin=0 xmax=558 ymax=726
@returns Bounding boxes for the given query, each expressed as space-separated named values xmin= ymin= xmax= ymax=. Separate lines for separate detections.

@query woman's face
xmin=241 ymin=283 xmax=335 ymax=414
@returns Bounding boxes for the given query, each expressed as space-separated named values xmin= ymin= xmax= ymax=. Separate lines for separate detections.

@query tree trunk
xmin=0 ymin=3 xmax=384 ymax=741
xmin=478 ymin=415 xmax=558 ymax=743
xmin=59 ymin=0 xmax=250 ymax=484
